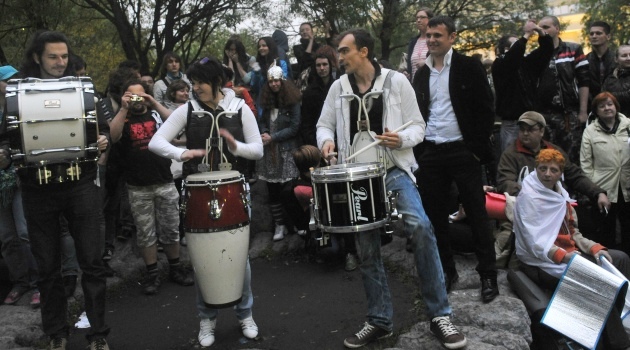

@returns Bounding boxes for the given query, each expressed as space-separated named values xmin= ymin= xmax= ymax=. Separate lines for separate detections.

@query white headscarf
xmin=514 ymin=171 xmax=576 ymax=278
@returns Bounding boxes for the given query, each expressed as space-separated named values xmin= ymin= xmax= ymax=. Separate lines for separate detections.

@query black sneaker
xmin=430 ymin=316 xmax=467 ymax=349
xmin=170 ymin=266 xmax=194 ymax=286
xmin=343 ymin=322 xmax=392 ymax=348
xmin=141 ymin=274 xmax=161 ymax=295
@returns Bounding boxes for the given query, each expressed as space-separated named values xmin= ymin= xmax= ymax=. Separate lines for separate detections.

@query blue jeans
xmin=0 ymin=187 xmax=38 ymax=290
xmin=196 ymin=258 xmax=253 ymax=321
xmin=356 ymin=168 xmax=452 ymax=331
xmin=22 ymin=179 xmax=109 ymax=341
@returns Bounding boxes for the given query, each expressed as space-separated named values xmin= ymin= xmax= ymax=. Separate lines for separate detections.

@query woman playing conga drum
xmin=149 ymin=56 xmax=263 ymax=347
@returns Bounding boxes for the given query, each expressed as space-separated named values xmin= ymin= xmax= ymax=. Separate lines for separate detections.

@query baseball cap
xmin=517 ymin=111 xmax=546 ymax=127
xmin=0 ymin=65 xmax=18 ymax=81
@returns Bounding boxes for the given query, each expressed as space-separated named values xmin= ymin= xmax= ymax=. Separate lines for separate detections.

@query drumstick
xmin=345 ymin=120 xmax=414 ymax=162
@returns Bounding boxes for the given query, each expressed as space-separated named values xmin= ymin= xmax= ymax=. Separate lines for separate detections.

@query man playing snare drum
xmin=316 ymin=28 xmax=466 ymax=349
xmin=0 ymin=31 xmax=111 ymax=350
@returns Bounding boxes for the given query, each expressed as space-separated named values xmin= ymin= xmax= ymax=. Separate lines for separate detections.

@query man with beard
xmin=0 ymin=30 xmax=111 ymax=350
xmin=301 ymin=52 xmax=336 ymax=147
xmin=109 ymin=79 xmax=194 ymax=295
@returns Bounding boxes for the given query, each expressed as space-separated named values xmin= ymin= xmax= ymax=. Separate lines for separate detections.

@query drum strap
xmin=189 ymin=97 xmax=245 ymax=117
xmin=339 ymin=68 xmax=390 ymax=98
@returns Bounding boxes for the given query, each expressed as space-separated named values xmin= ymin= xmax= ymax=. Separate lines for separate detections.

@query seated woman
xmin=514 ymin=148 xmax=630 ymax=350
xmin=286 ymin=145 xmax=358 ymax=271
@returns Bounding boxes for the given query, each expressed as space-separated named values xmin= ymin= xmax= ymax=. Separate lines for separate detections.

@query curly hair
xmin=536 ymin=149 xmax=565 ymax=171
xmin=259 ymin=79 xmax=301 ymax=110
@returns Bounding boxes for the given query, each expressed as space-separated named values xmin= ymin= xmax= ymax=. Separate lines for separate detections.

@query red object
xmin=184 ymin=176 xmax=248 ymax=231
xmin=485 ymin=192 xmax=508 ymax=220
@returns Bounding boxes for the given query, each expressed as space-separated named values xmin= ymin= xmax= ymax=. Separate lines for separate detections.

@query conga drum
xmin=183 ymin=171 xmax=249 ymax=308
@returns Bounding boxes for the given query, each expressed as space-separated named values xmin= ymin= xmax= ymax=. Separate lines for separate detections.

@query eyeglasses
xmin=519 ymin=125 xmax=542 ymax=133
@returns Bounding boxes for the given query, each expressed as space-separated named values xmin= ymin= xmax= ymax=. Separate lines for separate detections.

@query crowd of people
xmin=1 ymin=11 xmax=630 ymax=350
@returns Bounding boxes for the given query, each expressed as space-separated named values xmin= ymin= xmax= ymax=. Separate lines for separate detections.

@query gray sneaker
xmin=430 ymin=316 xmax=467 ymax=349
xmin=343 ymin=322 xmax=392 ymax=348
xmin=49 ymin=338 xmax=67 ymax=350
xmin=345 ymin=253 xmax=358 ymax=271
xmin=88 ymin=338 xmax=110 ymax=350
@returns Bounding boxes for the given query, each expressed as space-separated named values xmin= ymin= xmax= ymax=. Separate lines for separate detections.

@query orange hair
xmin=535 ymin=149 xmax=565 ymax=171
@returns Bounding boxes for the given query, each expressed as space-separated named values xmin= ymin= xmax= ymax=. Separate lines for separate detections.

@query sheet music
xmin=600 ymin=257 xmax=630 ymax=320
xmin=541 ymin=255 xmax=627 ymax=349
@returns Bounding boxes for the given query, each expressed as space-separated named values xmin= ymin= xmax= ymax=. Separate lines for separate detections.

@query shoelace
xmin=433 ymin=317 xmax=459 ymax=337
xmin=92 ymin=339 xmax=107 ymax=350
xmin=241 ymin=317 xmax=257 ymax=330
xmin=355 ymin=322 xmax=376 ymax=339
xmin=200 ymin=320 xmax=215 ymax=335
xmin=51 ymin=338 xmax=64 ymax=348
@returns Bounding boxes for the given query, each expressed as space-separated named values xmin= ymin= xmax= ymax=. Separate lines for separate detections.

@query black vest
xmin=183 ymin=101 xmax=250 ymax=178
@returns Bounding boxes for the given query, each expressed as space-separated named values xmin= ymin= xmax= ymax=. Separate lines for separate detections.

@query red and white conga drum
xmin=183 ymin=170 xmax=249 ymax=308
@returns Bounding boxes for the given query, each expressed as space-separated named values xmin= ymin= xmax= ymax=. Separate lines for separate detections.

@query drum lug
xmin=209 ymin=199 xmax=222 ymax=220
xmin=240 ymin=192 xmax=250 ymax=210
xmin=388 ymin=191 xmax=401 ymax=221
xmin=309 ymin=199 xmax=318 ymax=232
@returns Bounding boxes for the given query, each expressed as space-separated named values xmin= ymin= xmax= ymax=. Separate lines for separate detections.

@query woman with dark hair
xmin=223 ymin=38 xmax=256 ymax=87
xmin=403 ymin=7 xmax=434 ymax=81
xmin=603 ymin=45 xmax=630 ymax=117
xmin=256 ymin=66 xmax=301 ymax=241
xmin=154 ymin=52 xmax=192 ymax=110
xmin=580 ymin=92 xmax=630 ymax=253
xmin=148 ymin=56 xmax=262 ymax=348
xmin=250 ymin=37 xmax=289 ymax=114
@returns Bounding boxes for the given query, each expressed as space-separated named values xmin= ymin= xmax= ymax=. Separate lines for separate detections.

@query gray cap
xmin=517 ymin=111 xmax=546 ymax=127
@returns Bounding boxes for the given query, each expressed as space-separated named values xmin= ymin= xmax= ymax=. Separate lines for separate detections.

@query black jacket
xmin=300 ymin=74 xmax=333 ymax=147
xmin=587 ymin=48 xmax=616 ymax=98
xmin=492 ymin=34 xmax=553 ymax=121
xmin=413 ymin=50 xmax=495 ymax=163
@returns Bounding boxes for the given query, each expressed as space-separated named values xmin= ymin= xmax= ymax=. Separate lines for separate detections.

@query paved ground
xmin=62 ymin=252 xmax=418 ymax=350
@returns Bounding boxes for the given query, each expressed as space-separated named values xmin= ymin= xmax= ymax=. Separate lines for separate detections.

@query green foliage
xmin=579 ymin=0 xmax=630 ymax=48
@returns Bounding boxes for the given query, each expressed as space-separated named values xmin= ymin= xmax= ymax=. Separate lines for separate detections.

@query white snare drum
xmin=4 ymin=77 xmax=99 ymax=183
xmin=311 ymin=162 xmax=391 ymax=233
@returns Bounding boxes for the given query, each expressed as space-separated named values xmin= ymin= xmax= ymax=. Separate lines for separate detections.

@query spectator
xmin=154 ymin=52 xmax=192 ymax=110
xmin=587 ymin=21 xmax=616 ymax=99
xmin=514 ymin=148 xmax=630 ymax=350
xmin=250 ymin=37 xmax=289 ymax=116
xmin=413 ymin=16 xmax=498 ymax=300
xmin=580 ymin=92 xmax=630 ymax=253
xmin=535 ymin=15 xmax=590 ymax=164
xmin=165 ymin=79 xmax=190 ymax=111
xmin=293 ymin=22 xmax=321 ymax=75
xmin=108 ymin=79 xmax=194 ymax=295
xmin=602 ymin=45 xmax=630 ymax=116
xmin=140 ymin=72 xmax=155 ymax=96
xmin=492 ymin=20 xmax=553 ymax=151
xmin=0 ymin=65 xmax=40 ymax=307
xmin=300 ymin=52 xmax=336 ymax=147
xmin=404 ymin=7 xmax=434 ymax=81
xmin=495 ymin=111 xmax=608 ymax=266
xmin=223 ymin=37 xmax=256 ymax=87
xmin=256 ymin=66 xmax=301 ymax=242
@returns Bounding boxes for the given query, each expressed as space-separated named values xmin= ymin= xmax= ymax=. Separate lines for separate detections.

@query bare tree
xmin=75 ymin=0 xmax=263 ymax=76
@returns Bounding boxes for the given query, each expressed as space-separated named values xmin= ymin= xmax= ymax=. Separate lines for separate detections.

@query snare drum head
xmin=311 ymin=162 xmax=385 ymax=183
xmin=186 ymin=170 xmax=242 ymax=184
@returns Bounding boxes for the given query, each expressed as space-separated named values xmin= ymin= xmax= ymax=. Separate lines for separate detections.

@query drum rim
xmin=311 ymin=162 xmax=385 ymax=183
xmin=317 ymin=219 xmax=388 ymax=233
xmin=185 ymin=171 xmax=243 ymax=185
